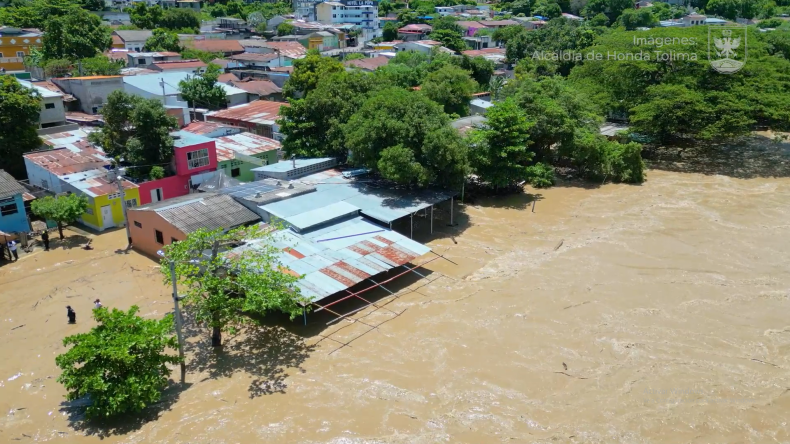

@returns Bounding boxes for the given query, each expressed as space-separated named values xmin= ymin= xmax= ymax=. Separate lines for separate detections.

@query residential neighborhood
xmin=0 ymin=0 xmax=789 ymax=442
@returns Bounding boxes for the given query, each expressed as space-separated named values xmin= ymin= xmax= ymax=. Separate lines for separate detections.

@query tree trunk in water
xmin=211 ymin=312 xmax=222 ymax=347
xmin=57 ymin=222 xmax=64 ymax=240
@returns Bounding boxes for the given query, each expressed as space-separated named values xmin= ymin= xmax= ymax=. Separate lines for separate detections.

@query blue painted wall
xmin=0 ymin=194 xmax=30 ymax=233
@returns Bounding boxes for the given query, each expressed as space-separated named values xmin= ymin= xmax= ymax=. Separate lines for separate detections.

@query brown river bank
xmin=1 ymin=138 xmax=790 ymax=443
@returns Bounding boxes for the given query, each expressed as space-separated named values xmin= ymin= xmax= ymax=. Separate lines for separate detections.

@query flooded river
xmin=2 ymin=140 xmax=790 ymax=443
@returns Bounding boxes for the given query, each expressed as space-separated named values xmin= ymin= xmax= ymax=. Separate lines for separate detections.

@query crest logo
xmin=708 ymin=26 xmax=747 ymax=74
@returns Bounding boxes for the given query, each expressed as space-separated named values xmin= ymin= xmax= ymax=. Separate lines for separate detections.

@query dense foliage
xmin=55 ymin=306 xmax=180 ymax=419
xmin=0 ymin=76 xmax=42 ymax=180
xmin=144 ymin=29 xmax=183 ymax=53
xmin=42 ymin=9 xmax=111 ymax=60
xmin=179 ymin=64 xmax=228 ymax=110
xmin=30 ymin=193 xmax=89 ymax=239
xmin=283 ymin=49 xmax=345 ymax=98
xmin=161 ymin=226 xmax=307 ymax=347
xmin=89 ymin=91 xmax=178 ymax=179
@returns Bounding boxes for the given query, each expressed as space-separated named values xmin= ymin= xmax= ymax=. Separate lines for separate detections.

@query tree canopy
xmin=282 ymin=49 xmax=345 ymax=98
xmin=41 ymin=9 xmax=111 ymax=60
xmin=55 ymin=306 xmax=180 ymax=419
xmin=0 ymin=76 xmax=42 ymax=180
xmin=30 ymin=193 xmax=89 ymax=240
xmin=421 ymin=64 xmax=477 ymax=117
xmin=344 ymin=87 xmax=469 ymax=188
xmin=161 ymin=225 xmax=307 ymax=347
xmin=144 ymin=29 xmax=183 ymax=53
xmin=179 ymin=64 xmax=227 ymax=110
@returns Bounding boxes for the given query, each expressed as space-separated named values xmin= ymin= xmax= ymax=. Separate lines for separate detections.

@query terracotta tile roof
xmin=183 ymin=39 xmax=244 ymax=54
xmin=206 ymin=100 xmax=289 ymax=126
xmin=229 ymin=79 xmax=282 ymax=96
xmin=214 ymin=133 xmax=281 ymax=162
xmin=151 ymin=59 xmax=207 ymax=70
xmin=106 ymin=50 xmax=130 ymax=61
xmin=112 ymin=35 xmax=123 ymax=45
xmin=343 ymin=55 xmax=390 ymax=71
xmin=478 ymin=20 xmax=520 ymax=26
xmin=399 ymin=24 xmax=432 ymax=32
xmin=456 ymin=21 xmax=487 ymax=29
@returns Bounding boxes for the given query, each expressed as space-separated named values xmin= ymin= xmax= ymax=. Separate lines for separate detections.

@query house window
xmin=231 ymin=167 xmax=240 ymax=177
xmin=138 ymin=58 xmax=146 ymax=65
xmin=107 ymin=192 xmax=121 ymax=200
xmin=0 ymin=53 xmax=4 ymax=58
xmin=16 ymin=51 xmax=24 ymax=58
xmin=0 ymin=198 xmax=18 ymax=216
xmin=134 ymin=221 xmax=142 ymax=228
xmin=155 ymin=229 xmax=164 ymax=244
xmin=125 ymin=198 xmax=138 ymax=208
xmin=84 ymin=207 xmax=94 ymax=215
xmin=45 ymin=103 xmax=55 ymax=109
xmin=187 ymin=149 xmax=210 ymax=169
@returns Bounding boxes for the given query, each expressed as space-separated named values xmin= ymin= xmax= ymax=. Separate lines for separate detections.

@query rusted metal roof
xmin=229 ymin=52 xmax=278 ymax=63
xmin=39 ymin=130 xmax=96 ymax=153
xmin=214 ymin=133 xmax=280 ymax=162
xmin=183 ymin=39 xmax=244 ymax=54
xmin=151 ymin=59 xmax=207 ymax=70
xmin=182 ymin=121 xmax=238 ymax=136
xmin=205 ymin=100 xmax=289 ymax=126
xmin=231 ymin=217 xmax=431 ymax=302
xmin=238 ymin=41 xmax=307 ymax=59
xmin=229 ymin=79 xmax=282 ymax=96
xmin=343 ymin=56 xmax=390 ymax=72
xmin=399 ymin=24 xmax=432 ymax=32
xmin=31 ymin=80 xmax=75 ymax=102
xmin=217 ymin=72 xmax=240 ymax=83
xmin=24 ymin=146 xmax=108 ymax=176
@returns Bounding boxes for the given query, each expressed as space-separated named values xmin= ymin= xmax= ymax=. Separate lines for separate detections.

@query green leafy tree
xmin=492 ymin=25 xmax=528 ymax=45
xmin=130 ymin=3 xmax=164 ymax=29
xmin=161 ymin=225 xmax=307 ymax=347
xmin=629 ymin=84 xmax=711 ymax=142
xmin=160 ymin=8 xmax=200 ymax=32
xmin=282 ymin=49 xmax=344 ymax=98
xmin=511 ymin=0 xmax=533 ymax=16
xmin=179 ymin=64 xmax=227 ymax=110
xmin=582 ymin=0 xmax=633 ymax=22
xmin=30 ymin=193 xmax=89 ymax=240
xmin=144 ymin=29 xmax=182 ymax=52
xmin=343 ymin=52 xmax=367 ymax=61
xmin=89 ymin=91 xmax=178 ymax=178
xmin=458 ymin=55 xmax=495 ymax=88
xmin=344 ymin=87 xmax=469 ymax=187
xmin=0 ymin=77 xmax=42 ymax=180
xmin=383 ymin=20 xmax=399 ymax=41
xmin=279 ymin=71 xmax=381 ymax=160
xmin=181 ymin=48 xmax=223 ymax=63
xmin=618 ymin=8 xmax=658 ymax=29
xmin=81 ymin=0 xmax=104 ymax=11
xmin=431 ymin=29 xmax=469 ymax=52
xmin=525 ymin=162 xmax=556 ymax=188
xmin=42 ymin=10 xmax=112 ymax=60
xmin=533 ymin=0 xmax=563 ymax=18
xmin=55 ymin=306 xmax=180 ymax=419
xmin=74 ymin=55 xmax=124 ymax=76
xmin=0 ymin=0 xmax=78 ymax=29
xmin=421 ymin=64 xmax=477 ymax=116
xmin=277 ymin=21 xmax=295 ymax=36
xmin=468 ymin=98 xmax=535 ymax=189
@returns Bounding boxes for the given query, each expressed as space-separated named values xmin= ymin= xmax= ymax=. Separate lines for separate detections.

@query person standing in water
xmin=66 ymin=306 xmax=76 ymax=324
xmin=94 ymin=299 xmax=102 ymax=309
xmin=41 ymin=231 xmax=49 ymax=251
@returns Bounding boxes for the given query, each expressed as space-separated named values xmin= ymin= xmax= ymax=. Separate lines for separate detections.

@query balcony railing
xmin=0 ymin=57 xmax=24 ymax=64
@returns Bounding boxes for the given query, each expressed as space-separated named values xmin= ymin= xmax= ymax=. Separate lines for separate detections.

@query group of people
xmin=4 ymin=231 xmax=50 ymax=262
xmin=65 ymin=299 xmax=102 ymax=324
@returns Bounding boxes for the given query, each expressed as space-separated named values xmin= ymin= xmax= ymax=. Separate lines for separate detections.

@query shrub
xmin=525 ymin=162 xmax=555 ymax=188
xmin=149 ymin=165 xmax=165 ymax=180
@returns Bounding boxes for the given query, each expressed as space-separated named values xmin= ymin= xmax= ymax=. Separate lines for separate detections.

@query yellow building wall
xmin=308 ymin=37 xmax=323 ymax=50
xmin=0 ymin=38 xmax=42 ymax=71
xmin=89 ymin=188 xmax=141 ymax=230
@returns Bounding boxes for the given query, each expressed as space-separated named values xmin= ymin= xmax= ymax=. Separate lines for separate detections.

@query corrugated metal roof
xmin=343 ymin=55 xmax=390 ymax=71
xmin=229 ymin=52 xmax=278 ymax=62
xmin=24 ymin=147 xmax=108 ymax=177
xmin=182 ymin=121 xmax=238 ymax=136
xmin=184 ymin=39 xmax=244 ymax=53
xmin=113 ymin=30 xmax=153 ymax=42
xmin=274 ymin=201 xmax=359 ymax=232
xmin=229 ymin=79 xmax=282 ymax=96
xmin=0 ymin=170 xmax=25 ymax=199
xmin=152 ymin=60 xmax=208 ymax=70
xmin=205 ymin=100 xmax=289 ymax=125
xmin=135 ymin=193 xmax=259 ymax=233
xmin=127 ymin=51 xmax=181 ymax=57
xmin=230 ymin=217 xmax=431 ymax=301
xmin=261 ymin=168 xmax=456 ymax=225
xmin=238 ymin=41 xmax=307 ymax=59
xmin=214 ymin=133 xmax=281 ymax=162
xmin=253 ymin=157 xmax=334 ymax=174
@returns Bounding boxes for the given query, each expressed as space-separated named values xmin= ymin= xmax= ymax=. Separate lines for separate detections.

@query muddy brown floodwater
xmin=2 ymin=139 xmax=790 ymax=444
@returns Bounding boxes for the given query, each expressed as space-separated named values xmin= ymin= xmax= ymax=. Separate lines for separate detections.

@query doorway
xmin=100 ymin=205 xmax=113 ymax=229
xmin=151 ymin=188 xmax=163 ymax=202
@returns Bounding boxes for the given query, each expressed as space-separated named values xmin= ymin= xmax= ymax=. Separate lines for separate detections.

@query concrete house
xmin=112 ymin=30 xmax=154 ymax=52
xmin=51 ymin=76 xmax=124 ymax=115
xmin=127 ymin=192 xmax=259 ymax=257
xmin=25 ymin=130 xmax=141 ymax=231
xmin=18 ymin=80 xmax=67 ymax=129
xmin=205 ymin=100 xmax=289 ymax=139
xmin=122 ymin=72 xmax=249 ymax=112
xmin=126 ymin=51 xmax=182 ymax=67
xmin=134 ymin=131 xmax=219 ymax=205
xmin=0 ymin=170 xmax=30 ymax=234
xmin=214 ymin=133 xmax=281 ymax=182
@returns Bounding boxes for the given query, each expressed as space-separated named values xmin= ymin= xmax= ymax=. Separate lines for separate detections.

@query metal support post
xmin=410 ymin=213 xmax=413 ymax=239
xmin=169 ymin=260 xmax=187 ymax=384
xmin=430 ymin=205 xmax=433 ymax=234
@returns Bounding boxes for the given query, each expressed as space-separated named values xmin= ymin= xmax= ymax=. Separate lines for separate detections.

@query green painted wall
xmin=217 ymin=151 xmax=278 ymax=182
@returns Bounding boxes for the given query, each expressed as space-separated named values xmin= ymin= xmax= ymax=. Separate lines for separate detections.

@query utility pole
xmin=111 ymin=165 xmax=131 ymax=247
xmin=168 ymin=259 xmax=187 ymax=384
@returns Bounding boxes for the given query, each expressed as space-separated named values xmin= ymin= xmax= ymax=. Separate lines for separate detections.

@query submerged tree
xmin=30 ymin=193 xmax=89 ymax=240
xmin=0 ymin=76 xmax=42 ymax=179
xmin=56 ymin=306 xmax=180 ymax=419
xmin=160 ymin=225 xmax=308 ymax=347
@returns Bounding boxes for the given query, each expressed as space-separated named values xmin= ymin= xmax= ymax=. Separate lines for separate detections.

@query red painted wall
xmin=136 ymin=140 xmax=219 ymax=205
xmin=174 ymin=140 xmax=218 ymax=176
xmin=137 ymin=175 xmax=189 ymax=205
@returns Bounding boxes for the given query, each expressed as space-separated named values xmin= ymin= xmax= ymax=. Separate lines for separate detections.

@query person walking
xmin=66 ymin=306 xmax=76 ymax=324
xmin=7 ymin=240 xmax=18 ymax=261
xmin=41 ymin=231 xmax=50 ymax=251
xmin=94 ymin=299 xmax=102 ymax=309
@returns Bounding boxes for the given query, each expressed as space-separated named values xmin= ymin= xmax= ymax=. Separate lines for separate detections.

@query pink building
xmin=135 ymin=131 xmax=219 ymax=205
